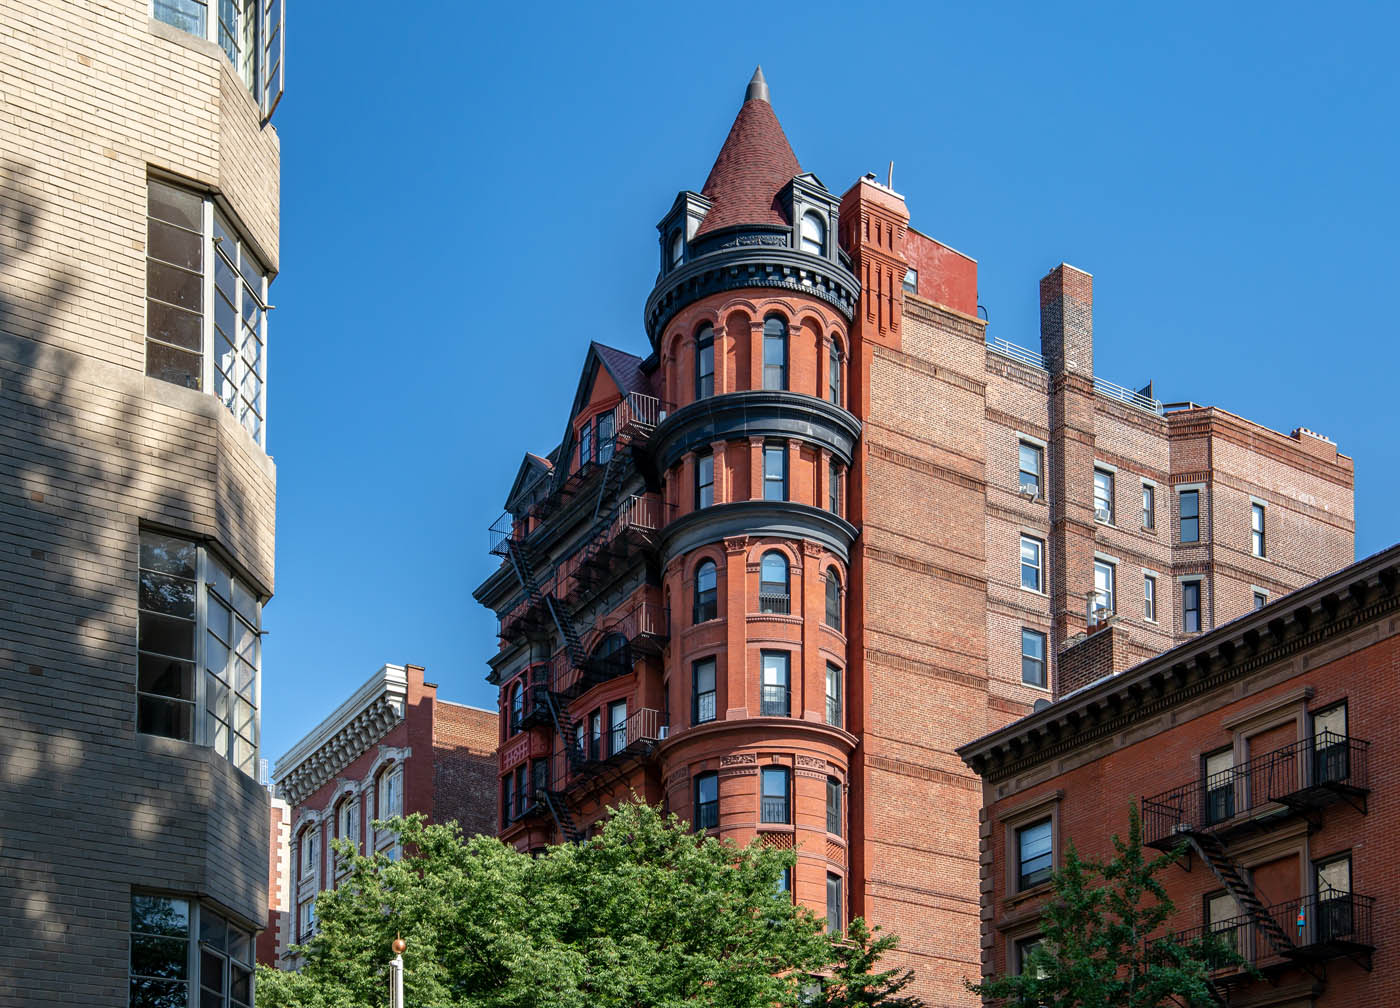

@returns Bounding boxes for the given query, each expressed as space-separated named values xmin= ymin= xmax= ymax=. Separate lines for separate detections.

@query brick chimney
xmin=1040 ymin=264 xmax=1094 ymax=377
xmin=1055 ymin=623 xmax=1155 ymax=698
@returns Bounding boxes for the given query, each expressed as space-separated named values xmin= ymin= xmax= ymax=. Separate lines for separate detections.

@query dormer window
xmin=800 ymin=211 xmax=826 ymax=256
xmin=669 ymin=230 xmax=684 ymax=268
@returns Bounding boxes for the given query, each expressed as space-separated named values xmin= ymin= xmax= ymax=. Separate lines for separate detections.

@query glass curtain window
xmin=1017 ymin=819 xmax=1053 ymax=889
xmin=1018 ymin=442 xmax=1042 ymax=496
xmin=695 ymin=324 xmax=714 ymax=399
xmin=825 ymin=874 xmax=843 ymax=933
xmin=1144 ymin=574 xmax=1158 ymax=621
xmin=826 ymin=776 xmax=841 ymax=835
xmin=759 ymin=552 xmax=790 ymax=614
xmin=800 ymin=211 xmax=825 ymax=255
xmin=763 ymin=442 xmax=787 ymax=501
xmin=694 ymin=560 xmax=717 ymax=623
xmin=608 ymin=700 xmax=627 ymax=755
xmin=1183 ymin=580 xmax=1202 ymax=633
xmin=694 ymin=772 xmax=719 ymax=831
xmin=1020 ymin=536 xmax=1043 ymax=592
xmin=760 ymin=651 xmax=790 ymax=716
xmin=1180 ymin=490 xmax=1200 ymax=542
xmin=760 ymin=766 xmax=790 ymax=823
xmin=825 ymin=663 xmax=842 ymax=727
xmin=1093 ymin=469 xmax=1114 ymax=523
xmin=692 ymin=658 xmax=716 ymax=724
xmin=1252 ymin=503 xmax=1266 ymax=556
xmin=1021 ymin=629 xmax=1047 ymax=687
xmin=828 ymin=343 xmax=841 ymax=405
xmin=695 ymin=452 xmax=714 ymax=509
xmin=824 ymin=569 xmax=842 ymax=630
xmin=763 ymin=316 xmax=787 ymax=390
xmin=146 ymin=180 xmax=205 ymax=390
xmin=1093 ymin=560 xmax=1115 ymax=616
xmin=212 ymin=213 xmax=268 ymax=443
xmin=1143 ymin=484 xmax=1156 ymax=528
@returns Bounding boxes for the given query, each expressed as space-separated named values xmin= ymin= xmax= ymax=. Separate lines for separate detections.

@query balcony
xmin=547 ymin=707 xmax=666 ymax=795
xmin=757 ymin=592 xmax=791 ymax=615
xmin=572 ymin=494 xmax=664 ymax=590
xmin=760 ymin=684 xmax=791 ymax=718
xmin=550 ymin=601 xmax=670 ymax=699
xmin=1159 ymin=891 xmax=1375 ymax=977
xmin=1143 ymin=732 xmax=1370 ymax=849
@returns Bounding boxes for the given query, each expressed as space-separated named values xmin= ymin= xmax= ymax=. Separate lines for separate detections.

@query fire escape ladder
xmin=538 ymin=789 xmax=584 ymax=844
xmin=502 ymin=535 xmax=586 ymax=669
xmin=1188 ymin=833 xmax=1297 ymax=961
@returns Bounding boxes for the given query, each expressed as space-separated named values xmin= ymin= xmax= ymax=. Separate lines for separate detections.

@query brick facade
xmin=269 ymin=664 xmax=496 ymax=968
xmin=0 ymin=2 xmax=280 ymax=1003
xmin=474 ymin=73 xmax=1356 ymax=1005
xmin=961 ymin=546 xmax=1400 ymax=1006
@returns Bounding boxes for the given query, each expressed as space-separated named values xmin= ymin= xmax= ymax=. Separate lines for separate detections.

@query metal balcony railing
xmin=1155 ymin=890 xmax=1375 ymax=972
xmin=759 ymin=797 xmax=790 ymax=824
xmin=615 ymin=391 xmax=662 ymax=435
xmin=547 ymin=707 xmax=666 ymax=794
xmin=694 ymin=800 xmax=719 ymax=832
xmin=758 ymin=592 xmax=791 ymax=615
xmin=1143 ymin=732 xmax=1370 ymax=848
xmin=488 ymin=511 xmax=517 ymax=557
xmin=760 ymin=685 xmax=791 ymax=717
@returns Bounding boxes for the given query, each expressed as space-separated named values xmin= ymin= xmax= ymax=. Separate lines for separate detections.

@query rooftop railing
xmin=986 ymin=336 xmax=1046 ymax=371
xmin=1092 ymin=374 xmax=1162 ymax=414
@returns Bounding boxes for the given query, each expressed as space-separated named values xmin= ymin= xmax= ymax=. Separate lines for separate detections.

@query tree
xmin=817 ymin=918 xmax=921 ymax=1008
xmin=257 ymin=801 xmax=922 ymax=1008
xmin=969 ymin=803 xmax=1248 ymax=1008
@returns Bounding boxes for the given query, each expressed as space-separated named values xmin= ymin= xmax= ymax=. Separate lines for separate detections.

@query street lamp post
xmin=389 ymin=935 xmax=406 ymax=1008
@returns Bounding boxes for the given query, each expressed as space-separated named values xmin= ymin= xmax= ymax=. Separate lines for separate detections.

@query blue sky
xmin=261 ymin=1 xmax=1400 ymax=765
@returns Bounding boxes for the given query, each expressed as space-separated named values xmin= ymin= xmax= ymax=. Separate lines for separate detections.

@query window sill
xmin=1004 ymin=881 xmax=1054 ymax=910
xmin=1020 ymin=680 xmax=1050 ymax=692
xmin=1020 ymin=585 xmax=1047 ymax=597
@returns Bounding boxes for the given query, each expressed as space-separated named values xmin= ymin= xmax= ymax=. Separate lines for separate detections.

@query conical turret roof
xmin=695 ymin=68 xmax=802 ymax=237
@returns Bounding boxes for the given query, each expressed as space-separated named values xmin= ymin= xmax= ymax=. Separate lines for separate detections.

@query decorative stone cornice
xmin=273 ymin=665 xmax=409 ymax=806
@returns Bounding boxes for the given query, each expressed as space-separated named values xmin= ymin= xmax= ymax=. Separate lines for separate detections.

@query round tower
xmin=648 ymin=69 xmax=861 ymax=921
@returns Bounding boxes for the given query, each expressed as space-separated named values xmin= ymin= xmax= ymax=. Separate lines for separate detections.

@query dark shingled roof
xmin=592 ymin=341 xmax=646 ymax=397
xmin=695 ymin=70 xmax=801 ymax=238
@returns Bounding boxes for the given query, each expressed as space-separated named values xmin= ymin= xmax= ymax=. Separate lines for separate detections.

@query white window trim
xmin=1250 ymin=584 xmax=1270 ymax=608
xmin=1020 ymin=626 xmax=1050 ymax=692
xmin=1092 ymin=553 xmax=1118 ymax=617
xmin=1093 ymin=464 xmax=1116 ymax=525
xmin=1250 ymin=498 xmax=1268 ymax=557
xmin=1016 ymin=434 xmax=1047 ymax=500
xmin=149 ymin=0 xmax=285 ymax=118
xmin=1141 ymin=568 xmax=1161 ymax=624
xmin=1019 ymin=533 xmax=1047 ymax=596
xmin=1141 ymin=479 xmax=1158 ymax=530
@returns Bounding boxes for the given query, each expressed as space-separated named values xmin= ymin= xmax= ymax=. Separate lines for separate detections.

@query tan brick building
xmin=0 ymin=1 xmax=283 ymax=1003
xmin=960 ymin=545 xmax=1399 ymax=1006
xmin=269 ymin=664 xmax=497 ymax=968
xmin=473 ymin=70 xmax=1355 ymax=1005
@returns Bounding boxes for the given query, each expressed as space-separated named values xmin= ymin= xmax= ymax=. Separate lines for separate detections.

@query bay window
xmin=152 ymin=0 xmax=285 ymax=119
xmin=129 ymin=893 xmax=253 ymax=1008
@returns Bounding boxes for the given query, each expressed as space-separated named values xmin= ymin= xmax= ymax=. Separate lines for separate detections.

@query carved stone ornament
xmin=719 ymin=753 xmax=758 ymax=766
xmin=724 ymin=536 xmax=749 ymax=554
xmin=795 ymin=755 xmax=827 ymax=770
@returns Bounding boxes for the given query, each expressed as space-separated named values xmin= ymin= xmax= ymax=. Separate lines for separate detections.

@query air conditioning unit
xmin=1094 ymin=506 xmax=1111 ymax=523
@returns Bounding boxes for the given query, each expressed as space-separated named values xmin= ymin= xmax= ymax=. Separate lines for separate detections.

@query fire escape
xmin=1143 ymin=730 xmax=1375 ymax=996
xmin=489 ymin=392 xmax=668 ymax=843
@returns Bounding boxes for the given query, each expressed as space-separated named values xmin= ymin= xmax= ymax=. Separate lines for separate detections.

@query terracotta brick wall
xmin=432 ymin=701 xmax=499 ymax=838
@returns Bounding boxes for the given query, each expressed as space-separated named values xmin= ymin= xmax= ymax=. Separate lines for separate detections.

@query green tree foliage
xmin=969 ymin=804 xmax=1248 ymax=1008
xmin=256 ymin=802 xmax=922 ymax=1008
xmin=817 ymin=918 xmax=921 ymax=1008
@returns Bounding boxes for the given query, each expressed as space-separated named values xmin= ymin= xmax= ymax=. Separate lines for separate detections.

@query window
xmin=608 ymin=699 xmax=628 ymax=755
xmin=297 ymin=896 xmax=315 ymax=942
xmin=297 ymin=828 xmax=317 ymax=884
xmin=1143 ymin=483 xmax=1156 ymax=529
xmin=1180 ymin=489 xmax=1200 ymax=543
xmin=152 ymin=0 xmax=283 ymax=116
xmin=759 ymin=551 xmax=790 ymax=614
xmin=130 ymin=893 xmax=253 ymax=1008
xmin=1144 ymin=573 xmax=1158 ymax=622
xmin=776 ymin=867 xmax=793 ymax=899
xmin=826 ymin=776 xmax=842 ymax=835
xmin=1017 ymin=819 xmax=1053 ymax=890
xmin=695 ymin=324 xmax=714 ymax=399
xmin=760 ymin=766 xmax=790 ymax=823
xmin=693 ymin=450 xmax=715 ymax=509
xmin=597 ymin=410 xmax=615 ymax=464
xmin=589 ymin=710 xmax=602 ymax=762
xmin=902 ymin=267 xmax=918 ymax=293
xmin=1183 ymin=579 xmax=1202 ymax=634
xmin=828 ymin=459 xmax=841 ymax=515
xmin=828 ymin=343 xmax=842 ymax=405
xmin=763 ymin=442 xmax=788 ymax=501
xmin=578 ymin=419 xmax=592 ymax=469
xmin=1205 ymin=891 xmax=1242 ymax=957
xmin=825 ymin=568 xmax=842 ymax=630
xmin=693 ymin=658 xmax=717 ymax=725
xmin=1093 ymin=468 xmax=1114 ymax=524
xmin=513 ymin=765 xmax=527 ymax=818
xmin=138 ymin=530 xmax=261 ymax=775
xmin=379 ymin=766 xmax=403 ymax=821
xmin=146 ymin=180 xmax=271 ymax=444
xmin=1315 ymin=854 xmax=1353 ymax=943
xmin=1092 ymin=560 xmax=1115 ymax=618
xmin=694 ymin=771 xmax=719 ymax=831
xmin=1021 ymin=628 xmax=1047 ymax=688
xmin=1013 ymin=936 xmax=1047 ymax=978
xmin=1253 ymin=590 xmax=1268 ymax=610
xmin=825 ymin=873 xmax=843 ymax=933
xmin=531 ymin=757 xmax=548 ymax=799
xmin=670 ymin=230 xmax=684 ymax=268
xmin=1313 ymin=703 xmax=1349 ymax=784
xmin=336 ymin=800 xmax=358 ymax=863
xmin=1251 ymin=503 xmax=1266 ymax=557
xmin=760 ymin=651 xmax=790 ymax=717
xmin=1020 ymin=536 xmax=1044 ymax=593
xmin=1203 ymin=748 xmax=1234 ymax=824
xmin=510 ymin=681 xmax=524 ymax=733
xmin=694 ymin=560 xmax=718 ymax=623
xmin=800 ymin=211 xmax=826 ymax=255
xmin=763 ymin=316 xmax=788 ymax=390
xmin=1018 ymin=442 xmax=1042 ymax=497
xmin=825 ymin=663 xmax=842 ymax=727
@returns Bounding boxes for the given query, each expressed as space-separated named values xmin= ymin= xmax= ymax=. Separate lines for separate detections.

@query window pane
xmin=149 ymin=180 xmax=203 ymax=231
xmin=1021 ymin=629 xmax=1046 ymax=687
xmin=149 ymin=259 xmax=204 ymax=313
xmin=1019 ymin=819 xmax=1053 ymax=887
xmin=146 ymin=341 xmax=203 ymax=390
xmin=133 ymin=895 xmax=191 ymax=938
xmin=148 ymin=300 xmax=204 ymax=353
xmin=149 ymin=218 xmax=203 ymax=272
xmin=139 ymin=612 xmax=196 ymax=660
xmin=140 ymin=570 xmax=197 ymax=619
xmin=140 ymin=532 xmax=198 ymax=576
xmin=139 ymin=654 xmax=196 ymax=701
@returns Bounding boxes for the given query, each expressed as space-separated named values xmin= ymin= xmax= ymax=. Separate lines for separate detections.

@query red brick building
xmin=960 ymin=544 xmax=1398 ymax=1005
xmin=265 ymin=664 xmax=495 ymax=967
xmin=255 ymin=796 xmax=292 ymax=968
xmin=472 ymin=70 xmax=1356 ymax=1004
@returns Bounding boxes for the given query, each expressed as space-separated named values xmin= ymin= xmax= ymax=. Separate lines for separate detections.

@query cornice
xmin=651 ymin=389 xmax=861 ymax=473
xmin=957 ymin=545 xmax=1400 ymax=782
xmin=273 ymin=665 xmax=409 ymax=806
xmin=658 ymin=500 xmax=859 ymax=571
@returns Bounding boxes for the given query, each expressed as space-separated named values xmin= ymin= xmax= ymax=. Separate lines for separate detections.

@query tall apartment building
xmin=959 ymin=544 xmax=1400 ymax=1005
xmin=472 ymin=70 xmax=1355 ymax=1004
xmin=0 ymin=2 xmax=283 ymax=1005
xmin=270 ymin=664 xmax=497 ymax=968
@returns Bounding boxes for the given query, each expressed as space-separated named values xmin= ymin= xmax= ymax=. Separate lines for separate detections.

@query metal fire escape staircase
xmin=1186 ymin=832 xmax=1295 ymax=961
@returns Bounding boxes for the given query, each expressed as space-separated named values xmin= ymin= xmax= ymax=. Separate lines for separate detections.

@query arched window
xmin=670 ymin=229 xmax=684 ymax=268
xmin=694 ymin=560 xmax=717 ymax=624
xmin=695 ymin=324 xmax=715 ymax=399
xmin=763 ymin=316 xmax=787 ymax=391
xmin=828 ymin=342 xmax=842 ymax=406
xmin=800 ymin=211 xmax=826 ymax=256
xmin=759 ymin=551 xmax=790 ymax=614
xmin=825 ymin=567 xmax=842 ymax=630
xmin=297 ymin=825 xmax=318 ymax=887
xmin=589 ymin=632 xmax=630 ymax=681
xmin=510 ymin=680 xmax=524 ymax=733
